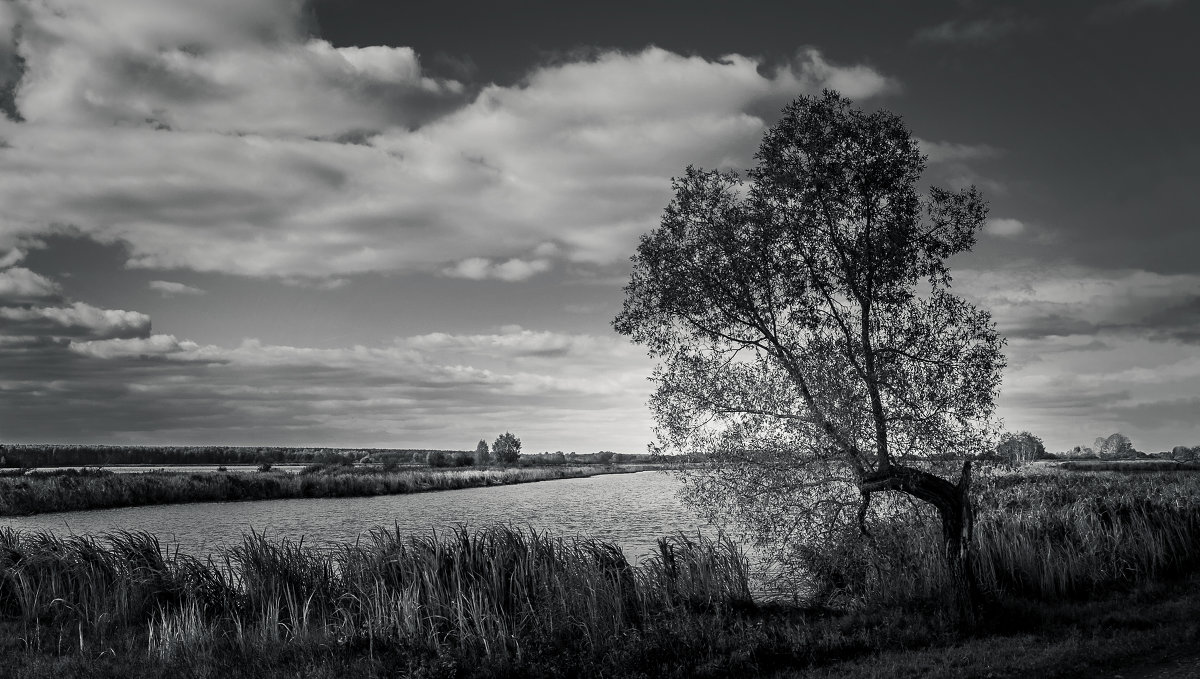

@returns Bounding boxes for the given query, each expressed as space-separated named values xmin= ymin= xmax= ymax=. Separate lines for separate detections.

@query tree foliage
xmin=996 ymin=431 xmax=1045 ymax=466
xmin=614 ymin=91 xmax=1005 ymax=606
xmin=1097 ymin=433 xmax=1136 ymax=460
xmin=493 ymin=432 xmax=522 ymax=464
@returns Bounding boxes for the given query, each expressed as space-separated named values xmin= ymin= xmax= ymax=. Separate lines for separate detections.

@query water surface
xmin=0 ymin=471 xmax=721 ymax=563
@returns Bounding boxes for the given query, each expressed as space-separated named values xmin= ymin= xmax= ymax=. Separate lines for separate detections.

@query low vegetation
xmin=0 ymin=465 xmax=653 ymax=517
xmin=3 ymin=466 xmax=1200 ymax=677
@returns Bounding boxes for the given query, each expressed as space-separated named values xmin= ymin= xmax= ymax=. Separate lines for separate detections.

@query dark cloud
xmin=1107 ymin=397 xmax=1200 ymax=434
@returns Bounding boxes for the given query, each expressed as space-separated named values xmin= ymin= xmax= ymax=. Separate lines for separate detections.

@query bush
xmin=427 ymin=451 xmax=450 ymax=468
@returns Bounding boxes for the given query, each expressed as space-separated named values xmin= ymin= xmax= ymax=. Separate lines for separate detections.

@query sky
xmin=0 ymin=0 xmax=1197 ymax=454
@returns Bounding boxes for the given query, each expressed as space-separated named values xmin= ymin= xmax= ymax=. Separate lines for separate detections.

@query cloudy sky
xmin=0 ymin=0 xmax=1196 ymax=454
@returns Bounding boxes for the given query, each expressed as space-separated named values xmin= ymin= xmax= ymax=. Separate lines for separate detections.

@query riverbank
xmin=4 ymin=467 xmax=1200 ymax=677
xmin=2 ymin=523 xmax=1199 ymax=679
xmin=0 ymin=464 xmax=660 ymax=516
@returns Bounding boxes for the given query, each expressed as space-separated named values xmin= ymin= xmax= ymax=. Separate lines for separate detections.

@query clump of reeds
xmin=786 ymin=468 xmax=1200 ymax=609
xmin=0 ymin=524 xmax=753 ymax=666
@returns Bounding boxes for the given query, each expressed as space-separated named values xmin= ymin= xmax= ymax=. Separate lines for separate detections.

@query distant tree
xmin=474 ymin=439 xmax=491 ymax=465
xmin=453 ymin=451 xmax=475 ymax=467
xmin=1098 ymin=433 xmax=1136 ymax=460
xmin=595 ymin=451 xmax=615 ymax=465
xmin=547 ymin=451 xmax=567 ymax=465
xmin=427 ymin=451 xmax=450 ymax=467
xmin=493 ymin=432 xmax=522 ymax=464
xmin=995 ymin=431 xmax=1045 ymax=466
xmin=1174 ymin=445 xmax=1200 ymax=462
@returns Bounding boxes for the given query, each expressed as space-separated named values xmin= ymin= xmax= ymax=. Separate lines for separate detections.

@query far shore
xmin=0 ymin=463 xmax=668 ymax=518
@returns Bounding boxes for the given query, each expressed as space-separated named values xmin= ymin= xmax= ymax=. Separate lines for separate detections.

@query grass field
xmin=2 ymin=465 xmax=1199 ymax=677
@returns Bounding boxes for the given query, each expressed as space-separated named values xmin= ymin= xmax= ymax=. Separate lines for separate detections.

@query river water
xmin=0 ymin=470 xmax=731 ymax=564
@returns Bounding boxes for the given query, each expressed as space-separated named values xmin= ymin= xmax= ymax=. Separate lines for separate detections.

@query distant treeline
xmin=0 ymin=444 xmax=465 ymax=468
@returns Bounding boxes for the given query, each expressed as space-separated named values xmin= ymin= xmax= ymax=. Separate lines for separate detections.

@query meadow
xmin=2 ymin=466 xmax=1200 ymax=678
xmin=0 ymin=464 xmax=655 ymax=517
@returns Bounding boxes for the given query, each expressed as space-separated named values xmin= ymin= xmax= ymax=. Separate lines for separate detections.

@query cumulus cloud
xmin=0 ymin=0 xmax=898 ymax=282
xmin=0 ymin=266 xmax=61 ymax=303
xmin=149 ymin=280 xmax=205 ymax=296
xmin=0 ymin=301 xmax=150 ymax=339
xmin=12 ymin=0 xmax=464 ymax=136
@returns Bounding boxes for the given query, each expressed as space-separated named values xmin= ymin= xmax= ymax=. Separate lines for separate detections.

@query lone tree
xmin=614 ymin=91 xmax=1004 ymax=613
xmin=474 ymin=439 xmax=491 ymax=465
xmin=493 ymin=432 xmax=522 ymax=464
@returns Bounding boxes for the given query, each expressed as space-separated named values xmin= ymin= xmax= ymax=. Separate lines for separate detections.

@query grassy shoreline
xmin=0 ymin=464 xmax=659 ymax=517
xmin=3 ymin=467 xmax=1200 ymax=677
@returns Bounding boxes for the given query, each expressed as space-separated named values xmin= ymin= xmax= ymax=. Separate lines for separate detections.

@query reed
xmin=1 ymin=524 xmax=752 ymax=671
xmin=793 ymin=467 xmax=1200 ymax=608
xmin=6 ymin=468 xmax=1200 ymax=677
xmin=0 ymin=465 xmax=643 ymax=516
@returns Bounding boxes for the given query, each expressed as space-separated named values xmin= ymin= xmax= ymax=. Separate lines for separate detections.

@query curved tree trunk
xmin=861 ymin=460 xmax=978 ymax=628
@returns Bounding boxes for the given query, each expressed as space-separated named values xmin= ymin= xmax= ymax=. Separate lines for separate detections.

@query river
xmin=0 ymin=470 xmax=730 ymax=563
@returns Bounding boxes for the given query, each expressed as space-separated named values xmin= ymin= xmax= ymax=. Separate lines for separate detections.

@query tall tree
xmin=614 ymin=91 xmax=1005 ymax=614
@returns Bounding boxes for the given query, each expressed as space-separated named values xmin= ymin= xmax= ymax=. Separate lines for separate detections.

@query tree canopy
xmin=614 ymin=91 xmax=1005 ymax=605
xmin=493 ymin=432 xmax=522 ymax=464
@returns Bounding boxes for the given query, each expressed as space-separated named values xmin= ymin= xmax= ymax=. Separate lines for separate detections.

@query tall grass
xmin=0 ymin=524 xmax=752 ymax=668
xmin=791 ymin=468 xmax=1200 ymax=608
xmin=6 ymin=468 xmax=1200 ymax=676
xmin=0 ymin=465 xmax=643 ymax=516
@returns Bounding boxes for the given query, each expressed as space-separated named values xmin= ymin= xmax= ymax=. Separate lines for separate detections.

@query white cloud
xmin=0 ymin=266 xmax=61 ymax=303
xmin=0 ymin=248 xmax=26 ymax=268
xmin=149 ymin=280 xmax=205 ymax=296
xmin=0 ymin=0 xmax=899 ymax=282
xmin=443 ymin=257 xmax=552 ymax=281
xmin=983 ymin=218 xmax=1026 ymax=237
xmin=13 ymin=0 xmax=463 ymax=136
xmin=0 ymin=301 xmax=150 ymax=339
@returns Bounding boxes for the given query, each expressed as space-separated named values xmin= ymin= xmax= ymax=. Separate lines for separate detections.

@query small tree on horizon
xmin=474 ymin=439 xmax=491 ymax=465
xmin=493 ymin=432 xmax=521 ymax=464
xmin=996 ymin=431 xmax=1045 ymax=466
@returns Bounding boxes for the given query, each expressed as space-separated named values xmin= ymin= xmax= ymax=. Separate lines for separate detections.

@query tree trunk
xmin=861 ymin=460 xmax=978 ymax=629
